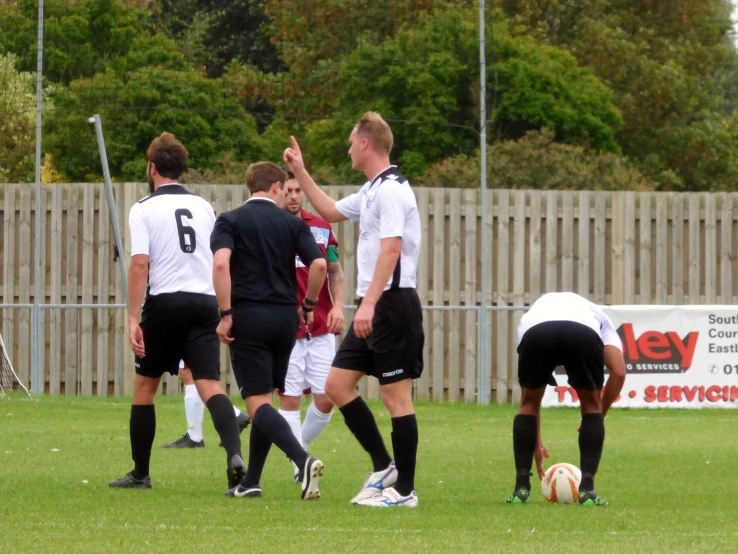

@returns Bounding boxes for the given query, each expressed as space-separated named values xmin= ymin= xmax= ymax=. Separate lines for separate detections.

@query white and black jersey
xmin=518 ymin=292 xmax=622 ymax=350
xmin=332 ymin=165 xmax=424 ymax=384
xmin=335 ymin=166 xmax=421 ymax=297
xmin=129 ymin=184 xmax=216 ymax=296
xmin=129 ymin=183 xmax=221 ymax=381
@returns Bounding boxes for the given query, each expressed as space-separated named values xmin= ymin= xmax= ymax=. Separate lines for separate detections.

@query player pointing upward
xmin=284 ymin=112 xmax=424 ymax=507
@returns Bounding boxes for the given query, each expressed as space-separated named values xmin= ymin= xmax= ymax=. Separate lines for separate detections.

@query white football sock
xmin=184 ymin=384 xmax=204 ymax=442
xmin=302 ymin=400 xmax=333 ymax=445
xmin=233 ymin=405 xmax=243 ymax=417
xmin=278 ymin=408 xmax=304 ymax=474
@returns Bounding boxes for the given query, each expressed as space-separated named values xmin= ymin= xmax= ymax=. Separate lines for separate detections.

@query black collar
xmin=150 ymin=184 xmax=192 ymax=197
xmin=368 ymin=165 xmax=398 ymax=189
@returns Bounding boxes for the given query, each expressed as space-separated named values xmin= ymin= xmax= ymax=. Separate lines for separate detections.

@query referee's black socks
xmin=243 ymin=422 xmax=272 ymax=488
xmin=339 ymin=396 xmax=392 ymax=472
xmin=579 ymin=412 xmax=605 ymax=491
xmin=391 ymin=414 xmax=418 ymax=496
xmin=253 ymin=404 xmax=308 ymax=469
xmin=130 ymin=404 xmax=156 ymax=479
xmin=206 ymin=394 xmax=242 ymax=461
xmin=512 ymin=414 xmax=537 ymax=490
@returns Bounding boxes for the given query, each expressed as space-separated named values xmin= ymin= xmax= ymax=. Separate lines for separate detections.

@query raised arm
xmin=284 ymin=136 xmax=347 ymax=223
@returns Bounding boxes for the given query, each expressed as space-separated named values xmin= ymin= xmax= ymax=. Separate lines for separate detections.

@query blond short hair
xmin=355 ymin=112 xmax=393 ymax=155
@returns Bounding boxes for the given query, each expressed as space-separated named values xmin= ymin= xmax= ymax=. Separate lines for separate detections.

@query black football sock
xmin=206 ymin=394 xmax=242 ymax=462
xmin=339 ymin=396 xmax=392 ymax=472
xmin=579 ymin=413 xmax=605 ymax=491
xmin=391 ymin=414 xmax=418 ymax=496
xmin=243 ymin=422 xmax=272 ymax=488
xmin=130 ymin=404 xmax=156 ymax=479
xmin=513 ymin=414 xmax=537 ymax=491
xmin=253 ymin=404 xmax=308 ymax=469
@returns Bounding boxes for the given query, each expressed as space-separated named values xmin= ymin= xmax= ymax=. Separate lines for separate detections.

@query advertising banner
xmin=542 ymin=306 xmax=738 ymax=409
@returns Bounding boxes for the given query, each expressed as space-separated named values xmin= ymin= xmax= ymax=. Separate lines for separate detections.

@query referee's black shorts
xmin=229 ymin=304 xmax=299 ymax=398
xmin=517 ymin=320 xmax=605 ymax=391
xmin=333 ymin=288 xmax=424 ymax=386
xmin=135 ymin=292 xmax=220 ymax=381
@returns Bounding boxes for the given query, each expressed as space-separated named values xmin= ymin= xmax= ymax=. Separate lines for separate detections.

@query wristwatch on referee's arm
xmin=218 ymin=307 xmax=233 ymax=319
xmin=301 ymin=297 xmax=318 ymax=312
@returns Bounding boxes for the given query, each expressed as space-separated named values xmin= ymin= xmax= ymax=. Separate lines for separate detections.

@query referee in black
xmin=211 ymin=161 xmax=327 ymax=500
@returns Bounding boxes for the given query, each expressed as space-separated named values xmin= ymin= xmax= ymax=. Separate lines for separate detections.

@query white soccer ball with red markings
xmin=541 ymin=463 xmax=581 ymax=503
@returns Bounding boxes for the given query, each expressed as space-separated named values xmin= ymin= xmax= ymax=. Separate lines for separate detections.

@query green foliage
xmin=420 ymin=128 xmax=652 ymax=190
xmin=44 ymin=68 xmax=266 ymax=181
xmin=261 ymin=0 xmax=449 ymax=116
xmin=308 ymin=9 xmax=622 ymax=179
xmin=499 ymin=0 xmax=738 ymax=190
xmin=0 ymin=54 xmax=36 ymax=182
xmin=493 ymin=36 xmax=623 ymax=153
xmin=149 ymin=0 xmax=282 ymax=78
xmin=1 ymin=0 xmax=145 ymax=83
xmin=2 ymin=0 xmax=737 ymax=188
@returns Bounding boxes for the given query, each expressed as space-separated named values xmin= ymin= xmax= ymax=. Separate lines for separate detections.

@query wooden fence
xmin=1 ymin=184 xmax=736 ymax=402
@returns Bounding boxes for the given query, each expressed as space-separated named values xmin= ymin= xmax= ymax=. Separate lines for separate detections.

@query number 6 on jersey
xmin=175 ymin=208 xmax=196 ymax=253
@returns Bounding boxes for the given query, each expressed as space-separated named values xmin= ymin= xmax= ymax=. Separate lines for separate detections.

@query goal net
xmin=0 ymin=332 xmax=30 ymax=397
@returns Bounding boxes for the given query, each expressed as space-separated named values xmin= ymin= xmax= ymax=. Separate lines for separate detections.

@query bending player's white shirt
xmin=517 ymin=292 xmax=622 ymax=350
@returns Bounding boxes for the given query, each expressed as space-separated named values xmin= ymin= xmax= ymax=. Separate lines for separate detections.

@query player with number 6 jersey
xmin=109 ymin=132 xmax=245 ymax=494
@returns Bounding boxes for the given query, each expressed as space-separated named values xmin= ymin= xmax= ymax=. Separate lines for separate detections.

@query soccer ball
xmin=541 ymin=463 xmax=581 ymax=503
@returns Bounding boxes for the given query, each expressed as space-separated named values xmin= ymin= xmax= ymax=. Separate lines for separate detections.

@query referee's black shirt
xmin=210 ymin=198 xmax=324 ymax=307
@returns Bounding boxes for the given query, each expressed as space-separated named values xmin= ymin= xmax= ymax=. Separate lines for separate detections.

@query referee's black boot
xmin=227 ymin=454 xmax=246 ymax=489
xmin=162 ymin=433 xmax=204 ymax=448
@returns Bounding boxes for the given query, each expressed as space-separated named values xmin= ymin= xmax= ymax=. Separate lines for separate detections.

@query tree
xmin=149 ymin=0 xmax=282 ymax=78
xmin=44 ymin=67 xmax=266 ymax=181
xmin=498 ymin=0 xmax=738 ymax=189
xmin=0 ymin=0 xmax=145 ymax=83
xmin=0 ymin=54 xmax=37 ymax=182
xmin=305 ymin=9 xmax=622 ymax=179
xmin=261 ymin=0 xmax=449 ymax=117
xmin=420 ymin=128 xmax=653 ymax=191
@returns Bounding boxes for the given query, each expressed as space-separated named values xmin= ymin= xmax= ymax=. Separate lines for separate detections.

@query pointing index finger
xmin=290 ymin=135 xmax=301 ymax=155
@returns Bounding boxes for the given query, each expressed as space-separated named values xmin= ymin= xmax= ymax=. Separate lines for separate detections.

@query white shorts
xmin=283 ymin=334 xmax=336 ymax=396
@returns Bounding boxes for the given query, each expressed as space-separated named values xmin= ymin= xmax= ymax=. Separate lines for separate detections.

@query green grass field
xmin=1 ymin=396 xmax=736 ymax=553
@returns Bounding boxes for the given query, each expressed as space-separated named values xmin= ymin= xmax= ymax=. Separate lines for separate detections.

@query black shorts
xmin=135 ymin=292 xmax=220 ymax=381
xmin=517 ymin=320 xmax=604 ymax=390
xmin=333 ymin=288 xmax=424 ymax=385
xmin=229 ymin=304 xmax=299 ymax=398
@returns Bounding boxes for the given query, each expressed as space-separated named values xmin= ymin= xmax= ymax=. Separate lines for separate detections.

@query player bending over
xmin=506 ymin=292 xmax=626 ymax=506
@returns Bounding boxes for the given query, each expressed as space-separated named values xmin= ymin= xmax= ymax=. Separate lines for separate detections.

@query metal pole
xmin=90 ymin=114 xmax=129 ymax=304
xmin=477 ymin=0 xmax=490 ymax=405
xmin=31 ymin=0 xmax=45 ymax=394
